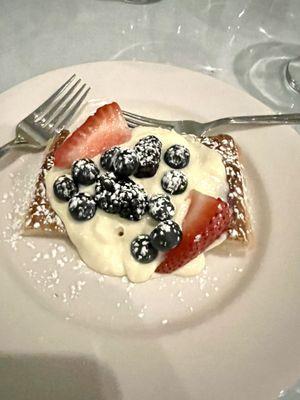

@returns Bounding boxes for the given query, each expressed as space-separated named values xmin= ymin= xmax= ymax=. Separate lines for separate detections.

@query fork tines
xmin=32 ymin=74 xmax=90 ymax=133
xmin=122 ymin=110 xmax=173 ymax=130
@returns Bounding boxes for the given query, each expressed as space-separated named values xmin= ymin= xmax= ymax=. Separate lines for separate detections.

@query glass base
xmin=286 ymin=57 xmax=300 ymax=93
xmin=234 ymin=42 xmax=300 ymax=113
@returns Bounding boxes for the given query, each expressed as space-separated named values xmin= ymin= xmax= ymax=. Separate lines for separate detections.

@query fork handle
xmin=0 ymin=139 xmax=28 ymax=161
xmin=210 ymin=113 xmax=300 ymax=129
xmin=0 ymin=140 xmax=15 ymax=159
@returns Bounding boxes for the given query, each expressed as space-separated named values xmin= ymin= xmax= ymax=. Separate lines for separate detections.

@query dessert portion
xmin=24 ymin=102 xmax=251 ymax=283
xmin=23 ymin=130 xmax=69 ymax=236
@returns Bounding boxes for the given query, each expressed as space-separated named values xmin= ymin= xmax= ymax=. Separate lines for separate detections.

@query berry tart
xmin=24 ymin=102 xmax=251 ymax=282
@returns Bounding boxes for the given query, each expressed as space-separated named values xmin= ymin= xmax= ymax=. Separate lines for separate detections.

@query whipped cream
xmin=45 ymin=127 xmax=228 ymax=282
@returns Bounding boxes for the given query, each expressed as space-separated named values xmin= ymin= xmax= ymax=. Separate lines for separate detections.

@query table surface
xmin=1 ymin=0 xmax=300 ymax=110
xmin=1 ymin=1 xmax=300 ymax=398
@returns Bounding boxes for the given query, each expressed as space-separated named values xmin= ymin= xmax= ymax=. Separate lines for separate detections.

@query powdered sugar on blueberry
xmin=130 ymin=234 xmax=158 ymax=263
xmin=164 ymin=144 xmax=190 ymax=169
xmin=68 ymin=193 xmax=96 ymax=221
xmin=150 ymin=220 xmax=182 ymax=251
xmin=113 ymin=148 xmax=140 ymax=177
xmin=100 ymin=146 xmax=120 ymax=172
xmin=72 ymin=158 xmax=99 ymax=185
xmin=148 ymin=194 xmax=175 ymax=221
xmin=161 ymin=170 xmax=188 ymax=195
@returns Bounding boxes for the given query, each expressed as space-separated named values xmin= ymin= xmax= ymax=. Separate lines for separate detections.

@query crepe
xmin=23 ymin=130 xmax=251 ymax=243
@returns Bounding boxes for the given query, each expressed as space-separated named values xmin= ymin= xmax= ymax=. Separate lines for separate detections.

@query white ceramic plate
xmin=0 ymin=62 xmax=299 ymax=400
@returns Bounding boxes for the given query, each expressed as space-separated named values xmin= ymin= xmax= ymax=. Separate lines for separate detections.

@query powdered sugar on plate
xmin=0 ymin=148 xmax=257 ymax=335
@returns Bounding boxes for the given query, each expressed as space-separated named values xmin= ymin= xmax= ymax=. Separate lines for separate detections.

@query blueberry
xmin=100 ymin=146 xmax=120 ymax=172
xmin=68 ymin=193 xmax=96 ymax=221
xmin=134 ymin=144 xmax=161 ymax=178
xmin=148 ymin=194 xmax=175 ymax=221
xmin=150 ymin=220 xmax=182 ymax=251
xmin=117 ymin=181 xmax=148 ymax=221
xmin=113 ymin=148 xmax=140 ymax=177
xmin=161 ymin=170 xmax=188 ymax=195
xmin=164 ymin=144 xmax=190 ymax=169
xmin=72 ymin=158 xmax=99 ymax=185
xmin=53 ymin=175 xmax=78 ymax=201
xmin=130 ymin=234 xmax=158 ymax=263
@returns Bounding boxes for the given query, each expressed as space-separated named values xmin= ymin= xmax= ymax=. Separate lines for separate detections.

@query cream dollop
xmin=45 ymin=127 xmax=228 ymax=282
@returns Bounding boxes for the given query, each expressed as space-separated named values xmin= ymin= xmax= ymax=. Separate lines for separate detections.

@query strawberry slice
xmin=156 ymin=190 xmax=231 ymax=274
xmin=54 ymin=102 xmax=131 ymax=168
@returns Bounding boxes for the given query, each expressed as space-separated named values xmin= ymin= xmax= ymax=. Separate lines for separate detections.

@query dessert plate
xmin=0 ymin=61 xmax=299 ymax=400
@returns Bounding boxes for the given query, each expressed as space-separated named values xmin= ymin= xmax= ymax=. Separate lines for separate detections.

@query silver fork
xmin=123 ymin=110 xmax=300 ymax=136
xmin=0 ymin=75 xmax=90 ymax=160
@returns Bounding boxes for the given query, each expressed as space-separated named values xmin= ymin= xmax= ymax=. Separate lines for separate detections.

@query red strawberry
xmin=156 ymin=190 xmax=231 ymax=274
xmin=54 ymin=102 xmax=131 ymax=168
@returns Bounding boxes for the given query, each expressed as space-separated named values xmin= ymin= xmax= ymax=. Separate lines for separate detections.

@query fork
xmin=122 ymin=110 xmax=300 ymax=136
xmin=0 ymin=75 xmax=90 ymax=160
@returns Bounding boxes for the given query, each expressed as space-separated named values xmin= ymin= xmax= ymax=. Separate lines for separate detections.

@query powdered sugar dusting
xmin=200 ymin=134 xmax=252 ymax=242
xmin=0 ymin=128 xmax=254 ymax=334
xmin=23 ymin=131 xmax=68 ymax=236
xmin=0 ymin=161 xmax=252 ymax=333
